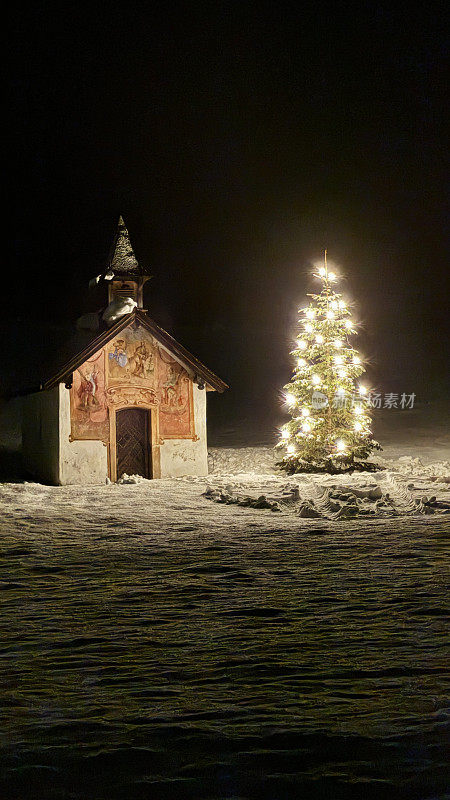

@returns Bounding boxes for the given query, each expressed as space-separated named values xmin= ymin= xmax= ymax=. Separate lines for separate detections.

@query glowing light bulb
xmin=312 ymin=374 xmax=321 ymax=385
xmin=353 ymin=405 xmax=363 ymax=415
xmin=359 ymin=385 xmax=367 ymax=395
xmin=330 ymin=300 xmax=338 ymax=310
xmin=319 ymin=266 xmax=326 ymax=277
xmin=287 ymin=444 xmax=296 ymax=455
xmin=302 ymin=421 xmax=311 ymax=433
xmin=328 ymin=271 xmax=336 ymax=281
xmin=315 ymin=334 xmax=324 ymax=344
xmin=298 ymin=358 xmax=307 ymax=368
xmin=338 ymin=368 xmax=347 ymax=378
xmin=297 ymin=339 xmax=307 ymax=350
xmin=281 ymin=428 xmax=290 ymax=440
xmin=354 ymin=421 xmax=363 ymax=432
xmin=336 ymin=439 xmax=346 ymax=452
xmin=304 ymin=322 xmax=313 ymax=332
xmin=305 ymin=308 xmax=315 ymax=319
xmin=301 ymin=407 xmax=310 ymax=417
xmin=326 ymin=310 xmax=335 ymax=320
xmin=334 ymin=355 xmax=343 ymax=365
xmin=352 ymin=355 xmax=360 ymax=364
xmin=344 ymin=319 xmax=353 ymax=329
xmin=334 ymin=339 xmax=343 ymax=348
xmin=285 ymin=393 xmax=296 ymax=406
xmin=338 ymin=300 xmax=346 ymax=310
xmin=336 ymin=387 xmax=345 ymax=395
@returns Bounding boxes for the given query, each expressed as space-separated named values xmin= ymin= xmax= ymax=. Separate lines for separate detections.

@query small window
xmin=113 ymin=281 xmax=137 ymax=301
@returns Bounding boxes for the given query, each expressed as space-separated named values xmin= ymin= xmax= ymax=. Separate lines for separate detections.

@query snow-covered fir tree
xmin=278 ymin=252 xmax=381 ymax=473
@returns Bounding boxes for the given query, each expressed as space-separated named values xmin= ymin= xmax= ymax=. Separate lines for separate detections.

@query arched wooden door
xmin=116 ymin=407 xmax=152 ymax=479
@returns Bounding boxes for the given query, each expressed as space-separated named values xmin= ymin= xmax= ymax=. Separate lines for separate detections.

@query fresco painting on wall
xmin=107 ymin=326 xmax=155 ymax=386
xmin=158 ymin=348 xmax=194 ymax=437
xmin=70 ymin=349 xmax=109 ymax=441
xmin=70 ymin=325 xmax=195 ymax=443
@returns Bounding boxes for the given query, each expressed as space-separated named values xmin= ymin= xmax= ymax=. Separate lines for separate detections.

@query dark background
xmin=4 ymin=2 xmax=449 ymax=433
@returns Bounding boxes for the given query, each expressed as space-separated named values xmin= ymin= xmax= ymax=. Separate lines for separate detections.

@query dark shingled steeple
xmin=107 ymin=216 xmax=147 ymax=276
xmin=88 ymin=217 xmax=151 ymax=308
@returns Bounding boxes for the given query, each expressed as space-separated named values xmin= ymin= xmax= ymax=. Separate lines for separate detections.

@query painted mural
xmin=158 ymin=347 xmax=194 ymax=438
xmin=70 ymin=323 xmax=195 ymax=443
xmin=106 ymin=325 xmax=155 ymax=386
xmin=70 ymin=350 xmax=109 ymax=441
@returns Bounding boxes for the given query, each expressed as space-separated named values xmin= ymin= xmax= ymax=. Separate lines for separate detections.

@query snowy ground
xmin=1 ymin=457 xmax=449 ymax=800
xmin=204 ymin=448 xmax=450 ymax=519
xmin=0 ymin=450 xmax=448 ymax=532
xmin=0 ymin=400 xmax=449 ymax=522
xmin=1 ymin=406 xmax=449 ymax=799
xmin=203 ymin=402 xmax=450 ymax=521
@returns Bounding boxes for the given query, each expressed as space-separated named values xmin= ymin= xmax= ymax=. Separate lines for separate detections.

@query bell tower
xmin=103 ymin=216 xmax=150 ymax=309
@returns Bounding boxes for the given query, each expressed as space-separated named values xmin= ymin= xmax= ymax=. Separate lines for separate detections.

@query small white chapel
xmin=21 ymin=218 xmax=227 ymax=485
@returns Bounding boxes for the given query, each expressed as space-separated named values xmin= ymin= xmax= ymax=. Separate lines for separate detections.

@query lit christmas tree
xmin=278 ymin=252 xmax=381 ymax=473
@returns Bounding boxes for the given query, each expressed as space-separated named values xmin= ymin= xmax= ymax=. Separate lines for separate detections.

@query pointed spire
xmin=108 ymin=216 xmax=140 ymax=275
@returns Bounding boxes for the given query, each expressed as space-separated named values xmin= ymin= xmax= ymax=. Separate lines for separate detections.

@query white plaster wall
xmin=159 ymin=384 xmax=208 ymax=477
xmin=22 ymin=385 xmax=108 ymax=485
xmin=58 ymin=384 xmax=108 ymax=485
xmin=22 ymin=388 xmax=60 ymax=484
xmin=22 ymin=382 xmax=208 ymax=484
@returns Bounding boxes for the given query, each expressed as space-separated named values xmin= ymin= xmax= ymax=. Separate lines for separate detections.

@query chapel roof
xmin=43 ymin=309 xmax=228 ymax=393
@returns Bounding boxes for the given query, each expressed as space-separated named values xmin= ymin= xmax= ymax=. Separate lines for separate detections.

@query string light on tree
xmin=278 ymin=250 xmax=381 ymax=473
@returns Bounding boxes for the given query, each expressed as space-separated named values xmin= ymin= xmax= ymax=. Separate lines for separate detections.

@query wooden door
xmin=116 ymin=408 xmax=152 ymax=479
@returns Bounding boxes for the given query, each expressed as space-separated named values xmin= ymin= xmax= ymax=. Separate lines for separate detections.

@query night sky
xmin=4 ymin=4 xmax=449 ymax=425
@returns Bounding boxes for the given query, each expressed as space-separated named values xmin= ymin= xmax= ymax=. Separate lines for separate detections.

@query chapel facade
xmin=21 ymin=218 xmax=227 ymax=485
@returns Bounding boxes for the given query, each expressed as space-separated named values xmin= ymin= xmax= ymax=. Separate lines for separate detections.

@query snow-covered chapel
xmin=21 ymin=218 xmax=227 ymax=484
